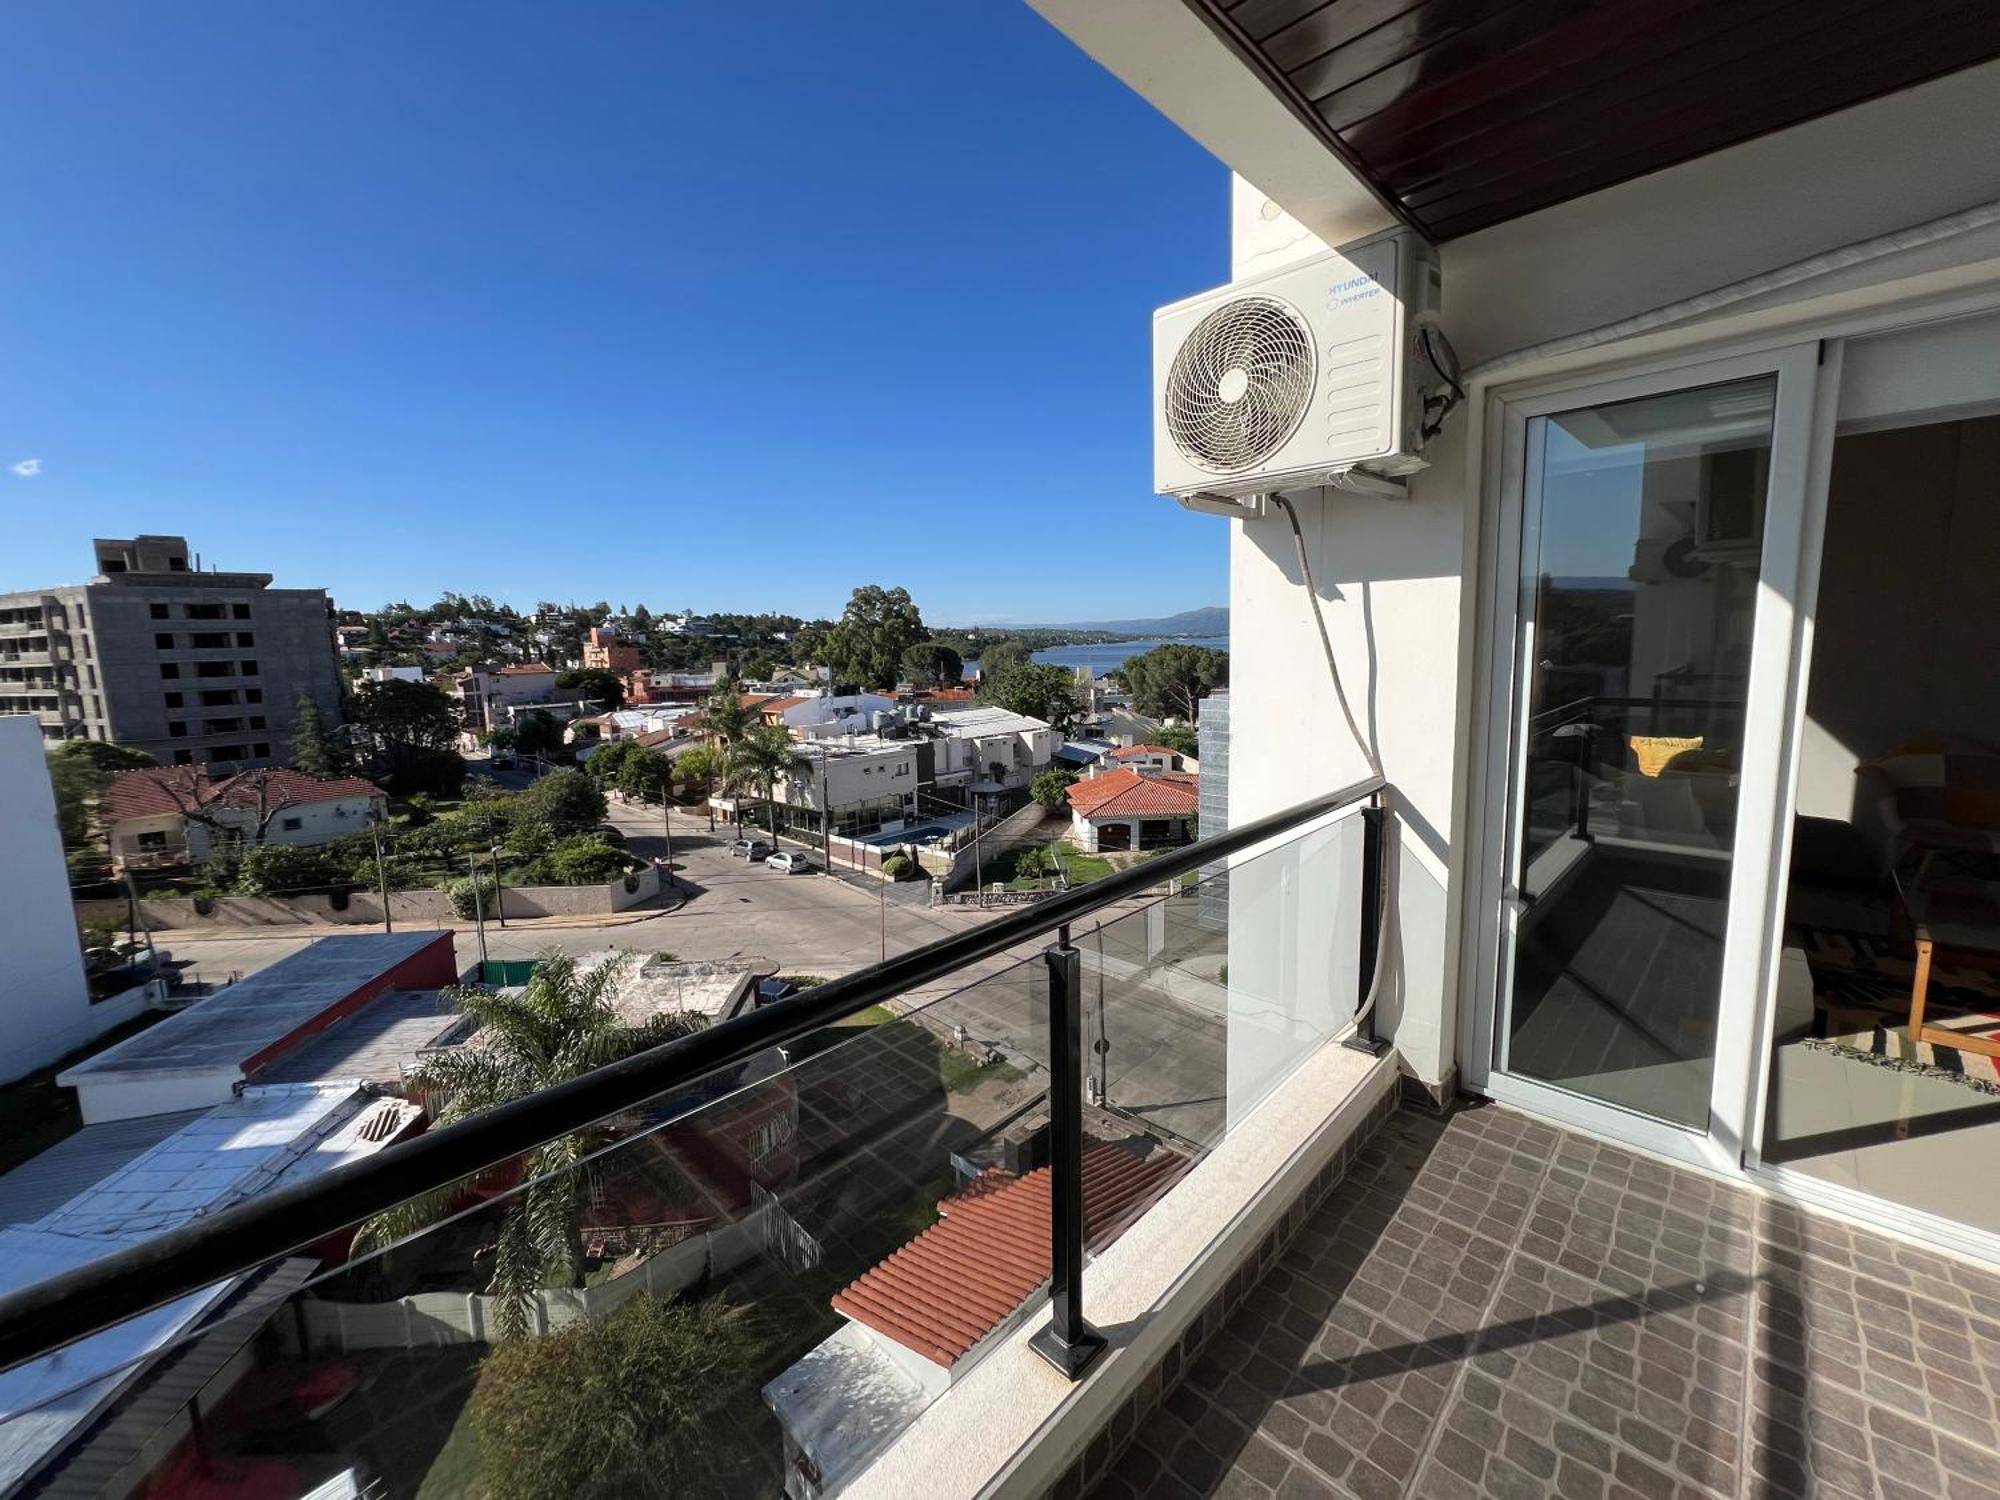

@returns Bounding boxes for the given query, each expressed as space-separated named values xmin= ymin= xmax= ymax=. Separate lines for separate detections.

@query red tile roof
xmin=1065 ymin=767 xmax=1199 ymax=821
xmin=103 ymin=767 xmax=386 ymax=824
xmin=497 ymin=662 xmax=554 ymax=676
xmin=1112 ymin=744 xmax=1179 ymax=760
xmin=830 ymin=1142 xmax=1189 ymax=1368
xmin=759 ymin=695 xmax=812 ymax=716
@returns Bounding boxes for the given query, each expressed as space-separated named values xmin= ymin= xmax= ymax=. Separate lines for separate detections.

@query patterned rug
xmin=1795 ymin=927 xmax=2000 ymax=1096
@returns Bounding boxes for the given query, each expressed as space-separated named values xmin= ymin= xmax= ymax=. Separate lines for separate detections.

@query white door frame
xmin=1461 ymin=342 xmax=1824 ymax=1173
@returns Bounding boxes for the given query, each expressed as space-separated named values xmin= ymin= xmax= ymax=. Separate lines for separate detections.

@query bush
xmin=469 ymin=1294 xmax=762 ymax=1500
xmin=880 ymin=853 xmax=915 ymax=881
xmin=232 ymin=842 xmax=350 ymax=897
xmin=1012 ymin=845 xmax=1054 ymax=880
xmin=446 ymin=871 xmax=500 ymax=921
xmin=516 ymin=769 xmax=608 ymax=838
xmin=543 ymin=835 xmax=631 ymax=886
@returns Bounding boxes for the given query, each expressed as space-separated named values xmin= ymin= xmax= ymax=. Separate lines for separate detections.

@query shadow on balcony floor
xmin=1087 ymin=1102 xmax=2000 ymax=1500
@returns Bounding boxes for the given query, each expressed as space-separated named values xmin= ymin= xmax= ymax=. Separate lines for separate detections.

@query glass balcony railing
xmin=0 ymin=779 xmax=1386 ymax=1500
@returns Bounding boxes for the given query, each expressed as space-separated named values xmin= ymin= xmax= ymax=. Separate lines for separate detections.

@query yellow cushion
xmin=1629 ymin=735 xmax=1704 ymax=779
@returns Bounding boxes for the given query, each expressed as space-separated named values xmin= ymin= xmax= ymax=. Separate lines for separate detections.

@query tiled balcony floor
xmin=1090 ymin=1102 xmax=2000 ymax=1500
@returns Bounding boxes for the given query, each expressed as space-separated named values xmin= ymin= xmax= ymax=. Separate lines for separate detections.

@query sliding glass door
xmin=1476 ymin=347 xmax=1822 ymax=1155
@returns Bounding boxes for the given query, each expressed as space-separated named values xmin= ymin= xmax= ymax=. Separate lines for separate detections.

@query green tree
xmin=349 ymin=679 xmax=460 ymax=776
xmin=1155 ymin=723 xmax=1200 ymax=758
xmin=46 ymin=741 xmax=157 ymax=848
xmin=985 ymin=662 xmax=1082 ymax=733
xmin=352 ymin=954 xmax=703 ymax=1338
xmin=516 ymin=769 xmax=608 ymax=838
xmin=726 ymin=723 xmax=799 ymax=846
xmin=672 ymin=744 xmax=724 ymax=805
xmin=556 ymin=667 xmax=625 ymax=710
xmin=514 ymin=711 xmax=564 ymax=761
xmin=615 ymin=746 xmax=670 ymax=803
xmin=1118 ymin=644 xmax=1229 ymax=724
xmin=740 ymin=652 xmax=776 ymax=682
xmin=900 ymin=640 xmax=964 ymax=690
xmin=469 ymin=1293 xmax=762 ymax=1499
xmin=290 ymin=692 xmax=349 ymax=776
xmin=824 ymin=585 xmax=926 ymax=691
xmin=1030 ymin=767 xmax=1079 ymax=811
xmin=975 ymin=638 xmax=1030 ymax=681
xmin=788 ymin=621 xmax=831 ymax=666
xmin=585 ymin=736 xmax=638 ymax=784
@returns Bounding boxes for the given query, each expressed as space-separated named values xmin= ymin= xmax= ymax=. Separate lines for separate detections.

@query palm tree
xmin=701 ymin=678 xmax=752 ymax=749
xmin=727 ymin=723 xmax=801 ymax=848
xmin=352 ymin=950 xmax=702 ymax=1339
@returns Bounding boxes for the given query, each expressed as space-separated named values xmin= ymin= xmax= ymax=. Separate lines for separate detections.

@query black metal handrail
xmin=0 ymin=774 xmax=1384 ymax=1376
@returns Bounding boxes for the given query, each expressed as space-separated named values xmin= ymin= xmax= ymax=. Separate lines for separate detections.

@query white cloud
xmin=9 ymin=458 xmax=40 ymax=478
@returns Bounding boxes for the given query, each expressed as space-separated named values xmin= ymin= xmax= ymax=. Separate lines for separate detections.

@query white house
xmin=925 ymin=705 xmax=1062 ymax=796
xmin=441 ymin=662 xmax=557 ymax=732
xmin=101 ymin=766 xmax=387 ymax=869
xmin=1033 ymin=5 xmax=2000 ymax=1259
xmin=0 ymin=718 xmax=126 ymax=1084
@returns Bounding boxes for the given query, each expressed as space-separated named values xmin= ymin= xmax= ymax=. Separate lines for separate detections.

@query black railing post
xmin=1030 ymin=925 xmax=1107 ymax=1380
xmin=1343 ymin=799 xmax=1390 ymax=1057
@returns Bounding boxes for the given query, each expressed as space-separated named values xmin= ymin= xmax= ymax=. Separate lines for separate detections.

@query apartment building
xmin=0 ymin=535 xmax=341 ymax=768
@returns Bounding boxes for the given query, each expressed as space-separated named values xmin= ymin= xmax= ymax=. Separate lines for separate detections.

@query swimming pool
xmin=854 ymin=821 xmax=963 ymax=847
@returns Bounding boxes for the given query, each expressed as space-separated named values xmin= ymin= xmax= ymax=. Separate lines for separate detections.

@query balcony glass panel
xmin=0 ymin=810 xmax=1376 ymax=1499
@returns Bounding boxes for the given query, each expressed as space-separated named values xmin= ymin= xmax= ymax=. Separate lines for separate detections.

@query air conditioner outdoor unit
xmin=1153 ymin=228 xmax=1448 ymax=503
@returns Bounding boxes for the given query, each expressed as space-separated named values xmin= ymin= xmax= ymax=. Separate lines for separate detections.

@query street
xmin=152 ymin=791 xmax=1230 ymax=1142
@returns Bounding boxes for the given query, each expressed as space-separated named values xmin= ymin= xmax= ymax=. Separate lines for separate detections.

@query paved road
xmin=156 ymin=793 xmax=1230 ymax=1142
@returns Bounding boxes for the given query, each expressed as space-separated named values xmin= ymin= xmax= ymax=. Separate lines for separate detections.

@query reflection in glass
xmin=1500 ymin=376 xmax=1775 ymax=1127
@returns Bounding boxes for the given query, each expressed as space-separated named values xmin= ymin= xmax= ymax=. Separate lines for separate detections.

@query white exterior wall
xmin=73 ymin=1067 xmax=243 ymax=1126
xmin=258 ymin=795 xmax=380 ymax=847
xmin=783 ymin=743 xmax=919 ymax=812
xmin=1221 ymin=58 xmax=2000 ymax=1094
xmin=782 ymin=692 xmax=893 ymax=729
xmin=0 ymin=718 xmax=103 ymax=1083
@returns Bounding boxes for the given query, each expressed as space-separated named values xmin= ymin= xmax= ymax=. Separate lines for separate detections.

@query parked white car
xmin=766 ymin=850 xmax=813 ymax=874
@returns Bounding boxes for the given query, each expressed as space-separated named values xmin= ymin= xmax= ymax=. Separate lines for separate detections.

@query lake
xmin=1025 ymin=636 xmax=1229 ymax=674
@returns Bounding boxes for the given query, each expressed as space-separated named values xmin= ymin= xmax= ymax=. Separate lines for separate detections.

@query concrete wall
xmin=77 ymin=864 xmax=659 ymax=932
xmin=0 ymin=718 xmax=107 ymax=1082
xmin=80 ymin=579 xmax=341 ymax=769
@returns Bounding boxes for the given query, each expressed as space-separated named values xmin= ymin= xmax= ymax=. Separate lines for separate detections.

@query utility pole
xmin=659 ymin=783 xmax=675 ymax=889
xmin=467 ymin=853 xmax=489 ymax=969
xmin=371 ymin=820 xmax=393 ymax=933
xmin=490 ymin=847 xmax=507 ymax=926
xmin=817 ymin=744 xmax=832 ymax=869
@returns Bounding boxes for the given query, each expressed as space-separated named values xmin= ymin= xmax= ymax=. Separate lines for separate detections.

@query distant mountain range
xmin=1023 ymin=606 xmax=1228 ymax=637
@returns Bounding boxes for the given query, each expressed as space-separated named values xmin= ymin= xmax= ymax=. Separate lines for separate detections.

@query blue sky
xmin=0 ymin=3 xmax=1229 ymax=624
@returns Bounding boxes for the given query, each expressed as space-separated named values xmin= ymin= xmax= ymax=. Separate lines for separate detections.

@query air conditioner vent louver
xmin=1162 ymin=295 xmax=1315 ymax=473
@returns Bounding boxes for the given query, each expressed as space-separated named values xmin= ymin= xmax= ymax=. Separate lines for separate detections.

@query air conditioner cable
xmin=1270 ymin=491 xmax=1392 ymax=1034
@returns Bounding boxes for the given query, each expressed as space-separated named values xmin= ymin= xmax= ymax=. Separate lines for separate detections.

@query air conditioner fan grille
xmin=1164 ymin=296 xmax=1315 ymax=473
